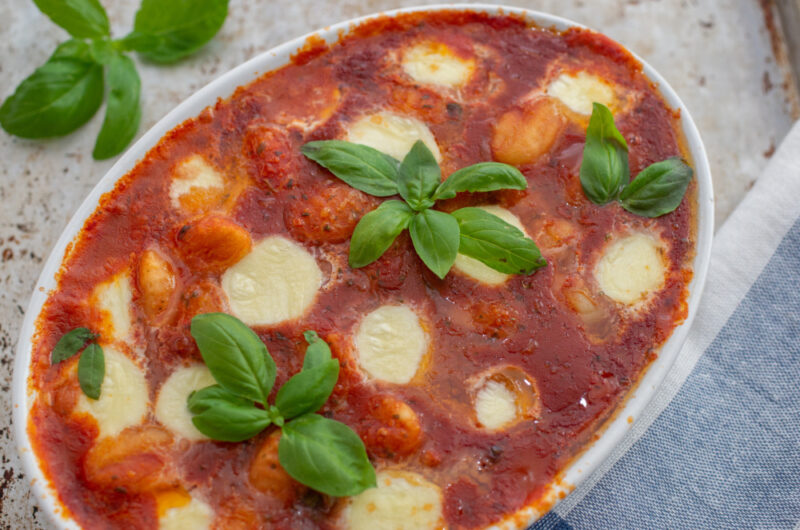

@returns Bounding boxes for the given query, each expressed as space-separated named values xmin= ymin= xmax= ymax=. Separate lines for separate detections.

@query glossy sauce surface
xmin=28 ymin=11 xmax=694 ymax=529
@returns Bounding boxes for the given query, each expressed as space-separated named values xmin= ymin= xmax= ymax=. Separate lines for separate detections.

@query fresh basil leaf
xmin=301 ymin=140 xmax=400 ymax=197
xmin=302 ymin=330 xmax=331 ymax=369
xmin=619 ymin=157 xmax=693 ymax=217
xmin=349 ymin=200 xmax=414 ymax=268
xmin=452 ymin=207 xmax=546 ymax=275
xmin=275 ymin=334 xmax=339 ymax=420
xmin=408 ymin=209 xmax=460 ymax=279
xmin=580 ymin=102 xmax=629 ymax=205
xmin=52 ymin=39 xmax=92 ymax=61
xmin=397 ymin=140 xmax=441 ymax=211
xmin=77 ymin=342 xmax=104 ymax=400
xmin=88 ymin=39 xmax=115 ymax=65
xmin=190 ymin=313 xmax=276 ymax=406
xmin=120 ymin=0 xmax=229 ymax=63
xmin=433 ymin=162 xmax=527 ymax=200
xmin=0 ymin=40 xmax=104 ymax=139
xmin=188 ymin=384 xmax=272 ymax=442
xmin=51 ymin=327 xmax=96 ymax=364
xmin=93 ymin=52 xmax=141 ymax=160
xmin=279 ymin=413 xmax=376 ymax=496
xmin=33 ymin=0 xmax=110 ymax=39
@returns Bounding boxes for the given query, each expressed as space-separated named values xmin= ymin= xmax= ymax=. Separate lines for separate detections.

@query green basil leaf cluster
xmin=0 ymin=0 xmax=229 ymax=160
xmin=50 ymin=327 xmax=105 ymax=400
xmin=187 ymin=313 xmax=375 ymax=497
xmin=580 ymin=103 xmax=693 ymax=217
xmin=301 ymin=139 xmax=546 ymax=279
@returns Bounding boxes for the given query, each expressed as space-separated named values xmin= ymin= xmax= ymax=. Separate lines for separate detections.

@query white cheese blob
xmin=155 ymin=364 xmax=216 ymax=441
xmin=76 ymin=346 xmax=148 ymax=439
xmin=453 ymin=205 xmax=527 ymax=286
xmin=159 ymin=496 xmax=213 ymax=530
xmin=595 ymin=233 xmax=666 ymax=305
xmin=222 ymin=236 xmax=322 ymax=326
xmin=474 ymin=379 xmax=518 ymax=431
xmin=355 ymin=305 xmax=428 ymax=384
xmin=169 ymin=155 xmax=224 ymax=211
xmin=343 ymin=470 xmax=443 ymax=530
xmin=546 ymin=71 xmax=616 ymax=115
xmin=401 ymin=41 xmax=475 ymax=88
xmin=347 ymin=111 xmax=441 ymax=162
xmin=92 ymin=272 xmax=132 ymax=343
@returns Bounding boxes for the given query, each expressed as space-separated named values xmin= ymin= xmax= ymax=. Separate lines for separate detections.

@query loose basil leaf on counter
xmin=619 ymin=157 xmax=694 ymax=217
xmin=580 ymin=102 xmax=629 ymax=205
xmin=275 ymin=333 xmax=339 ymax=420
xmin=190 ymin=312 xmax=276 ymax=405
xmin=93 ymin=52 xmax=141 ymax=160
xmin=433 ymin=162 xmax=527 ymax=200
xmin=349 ymin=200 xmax=414 ymax=268
xmin=409 ymin=208 xmax=460 ymax=279
xmin=77 ymin=342 xmax=104 ymax=400
xmin=88 ymin=39 xmax=115 ymax=65
xmin=301 ymin=140 xmax=400 ymax=197
xmin=51 ymin=327 xmax=96 ymax=364
xmin=279 ymin=413 xmax=376 ymax=497
xmin=397 ymin=140 xmax=440 ymax=211
xmin=452 ymin=207 xmax=547 ymax=274
xmin=33 ymin=0 xmax=110 ymax=39
xmin=0 ymin=39 xmax=104 ymax=138
xmin=188 ymin=384 xmax=273 ymax=442
xmin=120 ymin=0 xmax=229 ymax=63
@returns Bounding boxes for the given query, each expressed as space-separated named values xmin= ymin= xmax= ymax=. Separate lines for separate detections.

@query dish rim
xmin=11 ymin=4 xmax=714 ymax=528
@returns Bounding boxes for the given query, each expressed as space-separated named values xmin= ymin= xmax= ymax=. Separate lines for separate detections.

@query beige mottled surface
xmin=0 ymin=1 xmax=796 ymax=528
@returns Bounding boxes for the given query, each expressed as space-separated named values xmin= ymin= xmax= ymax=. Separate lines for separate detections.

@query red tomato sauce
xmin=27 ymin=10 xmax=695 ymax=529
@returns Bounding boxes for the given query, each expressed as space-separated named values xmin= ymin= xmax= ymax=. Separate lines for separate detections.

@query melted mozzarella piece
xmin=347 ymin=112 xmax=441 ymax=162
xmin=355 ymin=305 xmax=427 ymax=384
xmin=159 ymin=496 xmax=213 ymax=530
xmin=169 ymin=155 xmax=224 ymax=211
xmin=453 ymin=205 xmax=527 ymax=286
xmin=76 ymin=346 xmax=148 ymax=439
xmin=221 ymin=236 xmax=322 ymax=326
xmin=343 ymin=470 xmax=443 ymax=530
xmin=595 ymin=233 xmax=666 ymax=304
xmin=401 ymin=41 xmax=475 ymax=88
xmin=155 ymin=364 xmax=216 ymax=441
xmin=546 ymin=71 xmax=616 ymax=115
xmin=92 ymin=272 xmax=132 ymax=342
xmin=475 ymin=380 xmax=518 ymax=430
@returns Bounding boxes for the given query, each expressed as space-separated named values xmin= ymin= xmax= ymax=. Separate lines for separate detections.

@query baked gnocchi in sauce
xmin=27 ymin=10 xmax=695 ymax=529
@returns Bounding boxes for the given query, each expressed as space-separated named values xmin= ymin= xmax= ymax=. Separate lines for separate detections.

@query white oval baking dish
xmin=12 ymin=5 xmax=713 ymax=529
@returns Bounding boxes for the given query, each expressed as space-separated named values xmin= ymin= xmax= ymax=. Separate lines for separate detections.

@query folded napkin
xmin=533 ymin=121 xmax=800 ymax=530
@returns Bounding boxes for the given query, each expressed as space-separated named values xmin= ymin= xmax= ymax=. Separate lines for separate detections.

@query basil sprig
xmin=301 ymin=140 xmax=546 ymax=279
xmin=50 ymin=327 xmax=105 ymax=400
xmin=580 ymin=103 xmax=693 ymax=217
xmin=0 ymin=0 xmax=229 ymax=160
xmin=187 ymin=313 xmax=376 ymax=497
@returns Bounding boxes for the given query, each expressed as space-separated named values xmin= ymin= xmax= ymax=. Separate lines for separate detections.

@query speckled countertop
xmin=1 ymin=1 xmax=797 ymax=527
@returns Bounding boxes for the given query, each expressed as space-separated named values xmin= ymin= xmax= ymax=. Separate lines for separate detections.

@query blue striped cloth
xmin=532 ymin=122 xmax=800 ymax=530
